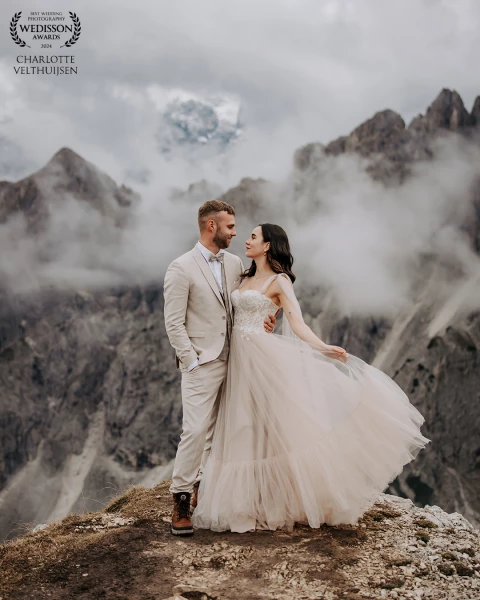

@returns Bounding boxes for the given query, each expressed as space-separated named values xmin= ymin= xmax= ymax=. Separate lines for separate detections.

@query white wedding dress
xmin=191 ymin=273 xmax=429 ymax=533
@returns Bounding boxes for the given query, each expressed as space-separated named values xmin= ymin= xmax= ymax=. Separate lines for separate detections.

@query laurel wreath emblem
xmin=10 ymin=12 xmax=31 ymax=48
xmin=60 ymin=12 xmax=81 ymax=48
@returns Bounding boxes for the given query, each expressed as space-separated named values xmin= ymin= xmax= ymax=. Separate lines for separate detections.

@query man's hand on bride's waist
xmin=264 ymin=308 xmax=280 ymax=333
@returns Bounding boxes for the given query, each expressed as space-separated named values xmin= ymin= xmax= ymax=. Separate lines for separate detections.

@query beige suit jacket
xmin=163 ymin=245 xmax=244 ymax=369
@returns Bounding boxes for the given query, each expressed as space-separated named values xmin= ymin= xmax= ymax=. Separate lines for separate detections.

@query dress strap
xmin=260 ymin=273 xmax=288 ymax=294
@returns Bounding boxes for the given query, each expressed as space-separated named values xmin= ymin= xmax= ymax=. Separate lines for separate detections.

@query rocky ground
xmin=0 ymin=481 xmax=479 ymax=600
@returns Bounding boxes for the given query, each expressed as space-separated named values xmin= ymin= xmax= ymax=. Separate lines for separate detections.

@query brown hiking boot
xmin=171 ymin=492 xmax=193 ymax=536
xmin=191 ymin=481 xmax=200 ymax=511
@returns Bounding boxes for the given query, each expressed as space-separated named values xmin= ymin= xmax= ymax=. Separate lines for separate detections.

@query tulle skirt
xmin=191 ymin=327 xmax=430 ymax=533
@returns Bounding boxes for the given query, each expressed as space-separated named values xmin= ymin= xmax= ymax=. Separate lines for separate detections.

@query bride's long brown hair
xmin=240 ymin=223 xmax=296 ymax=283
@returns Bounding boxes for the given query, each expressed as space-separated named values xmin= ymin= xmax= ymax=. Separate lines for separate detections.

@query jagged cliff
xmin=1 ymin=89 xmax=480 ymax=542
xmin=0 ymin=481 xmax=479 ymax=599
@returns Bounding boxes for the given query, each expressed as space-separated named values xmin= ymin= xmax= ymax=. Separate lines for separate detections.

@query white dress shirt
xmin=187 ymin=242 xmax=225 ymax=371
xmin=196 ymin=241 xmax=224 ymax=291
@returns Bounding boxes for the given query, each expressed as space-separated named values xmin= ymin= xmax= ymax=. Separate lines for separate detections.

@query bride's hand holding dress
xmin=322 ymin=345 xmax=349 ymax=362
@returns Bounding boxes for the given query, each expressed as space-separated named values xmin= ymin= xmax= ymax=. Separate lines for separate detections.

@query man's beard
xmin=213 ymin=231 xmax=230 ymax=249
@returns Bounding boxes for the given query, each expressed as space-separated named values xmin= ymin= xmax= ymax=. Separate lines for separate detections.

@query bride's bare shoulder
xmin=268 ymin=273 xmax=293 ymax=297
xmin=274 ymin=272 xmax=293 ymax=287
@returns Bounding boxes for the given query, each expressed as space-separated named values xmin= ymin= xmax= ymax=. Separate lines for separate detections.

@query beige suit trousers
xmin=169 ymin=355 xmax=228 ymax=494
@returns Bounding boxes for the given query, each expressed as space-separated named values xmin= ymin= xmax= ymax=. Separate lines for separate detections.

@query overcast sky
xmin=0 ymin=0 xmax=478 ymax=189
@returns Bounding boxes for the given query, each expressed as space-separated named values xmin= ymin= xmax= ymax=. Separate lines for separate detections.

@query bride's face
xmin=245 ymin=226 xmax=269 ymax=259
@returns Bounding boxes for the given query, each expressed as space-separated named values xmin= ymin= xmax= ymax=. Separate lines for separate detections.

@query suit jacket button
xmin=221 ymin=332 xmax=225 ymax=336
xmin=222 ymin=316 xmax=226 ymax=320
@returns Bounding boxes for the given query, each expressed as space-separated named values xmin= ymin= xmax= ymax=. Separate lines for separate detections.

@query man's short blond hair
xmin=198 ymin=200 xmax=235 ymax=231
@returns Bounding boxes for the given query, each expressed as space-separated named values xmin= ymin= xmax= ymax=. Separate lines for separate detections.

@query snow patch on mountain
xmin=150 ymin=88 xmax=245 ymax=159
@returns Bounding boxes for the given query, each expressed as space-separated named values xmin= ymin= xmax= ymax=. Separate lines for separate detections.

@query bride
xmin=191 ymin=223 xmax=430 ymax=533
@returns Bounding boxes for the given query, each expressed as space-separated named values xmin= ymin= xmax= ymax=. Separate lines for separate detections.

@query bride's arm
xmin=273 ymin=275 xmax=347 ymax=359
xmin=274 ymin=278 xmax=329 ymax=350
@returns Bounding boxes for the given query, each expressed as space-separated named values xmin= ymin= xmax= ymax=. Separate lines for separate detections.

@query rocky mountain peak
xmin=296 ymin=88 xmax=480 ymax=184
xmin=409 ymin=88 xmax=476 ymax=134
xmin=320 ymin=109 xmax=410 ymax=165
xmin=343 ymin=109 xmax=408 ymax=159
xmin=46 ymin=146 xmax=87 ymax=171
xmin=424 ymin=88 xmax=475 ymax=131
xmin=348 ymin=109 xmax=406 ymax=146
xmin=0 ymin=147 xmax=140 ymax=233
xmin=39 ymin=146 xmax=109 ymax=188
xmin=40 ymin=146 xmax=139 ymax=209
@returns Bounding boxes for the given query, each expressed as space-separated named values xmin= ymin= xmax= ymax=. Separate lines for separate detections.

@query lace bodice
xmin=231 ymin=288 xmax=279 ymax=336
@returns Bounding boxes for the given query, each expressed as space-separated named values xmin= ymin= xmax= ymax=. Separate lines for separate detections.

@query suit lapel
xmin=192 ymin=246 xmax=225 ymax=307
xmin=223 ymin=252 xmax=235 ymax=298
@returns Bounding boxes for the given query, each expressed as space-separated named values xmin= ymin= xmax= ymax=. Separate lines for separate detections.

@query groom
xmin=163 ymin=200 xmax=277 ymax=535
